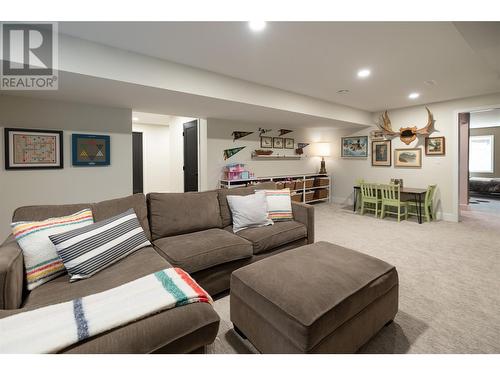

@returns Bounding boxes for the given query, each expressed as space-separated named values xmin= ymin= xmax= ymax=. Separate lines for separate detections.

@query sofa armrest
xmin=291 ymin=202 xmax=314 ymax=244
xmin=0 ymin=235 xmax=24 ymax=310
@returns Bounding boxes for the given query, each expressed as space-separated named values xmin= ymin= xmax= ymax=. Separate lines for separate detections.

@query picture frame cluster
xmin=260 ymin=136 xmax=295 ymax=149
xmin=340 ymin=135 xmax=445 ymax=168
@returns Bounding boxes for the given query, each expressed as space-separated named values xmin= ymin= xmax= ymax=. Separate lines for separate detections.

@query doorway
xmin=459 ymin=108 xmax=500 ymax=216
xmin=183 ymin=120 xmax=199 ymax=192
xmin=132 ymin=131 xmax=144 ymax=194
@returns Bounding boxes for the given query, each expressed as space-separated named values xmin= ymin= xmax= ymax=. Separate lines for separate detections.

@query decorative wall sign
xmin=258 ymin=127 xmax=272 ymax=136
xmin=379 ymin=106 xmax=435 ymax=145
xmin=273 ymin=137 xmax=284 ymax=148
xmin=341 ymin=136 xmax=368 ymax=158
xmin=425 ymin=136 xmax=445 ymax=155
xmin=278 ymin=129 xmax=293 ymax=136
xmin=72 ymin=134 xmax=110 ymax=166
xmin=284 ymin=138 xmax=295 ymax=149
xmin=371 ymin=140 xmax=391 ymax=167
xmin=232 ymin=131 xmax=254 ymax=141
xmin=4 ymin=128 xmax=63 ymax=170
xmin=260 ymin=136 xmax=273 ymax=148
xmin=223 ymin=146 xmax=245 ymax=160
xmin=394 ymin=148 xmax=422 ymax=168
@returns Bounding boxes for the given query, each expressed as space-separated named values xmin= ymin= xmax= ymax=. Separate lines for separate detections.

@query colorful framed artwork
xmin=4 ymin=128 xmax=63 ymax=170
xmin=371 ymin=140 xmax=391 ymax=167
xmin=341 ymin=136 xmax=368 ymax=158
xmin=394 ymin=148 xmax=422 ymax=168
xmin=72 ymin=134 xmax=110 ymax=166
xmin=425 ymin=136 xmax=445 ymax=155
xmin=284 ymin=138 xmax=295 ymax=149
xmin=260 ymin=136 xmax=273 ymax=148
xmin=273 ymin=137 xmax=284 ymax=148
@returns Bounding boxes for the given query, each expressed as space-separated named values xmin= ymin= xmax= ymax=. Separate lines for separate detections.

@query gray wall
xmin=470 ymin=126 xmax=500 ymax=178
xmin=0 ymin=95 xmax=133 ymax=238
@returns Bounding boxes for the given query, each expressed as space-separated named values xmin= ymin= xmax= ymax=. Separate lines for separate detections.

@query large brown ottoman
xmin=230 ymin=241 xmax=398 ymax=353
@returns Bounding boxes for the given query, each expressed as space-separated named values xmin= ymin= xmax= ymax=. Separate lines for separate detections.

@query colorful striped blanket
xmin=0 ymin=268 xmax=212 ymax=353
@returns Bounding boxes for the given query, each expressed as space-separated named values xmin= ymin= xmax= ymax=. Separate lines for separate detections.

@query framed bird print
xmin=260 ymin=136 xmax=273 ymax=148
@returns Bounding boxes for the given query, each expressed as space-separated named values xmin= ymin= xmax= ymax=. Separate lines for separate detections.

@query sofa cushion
xmin=232 ymin=220 xmax=307 ymax=254
xmin=148 ymin=191 xmax=222 ymax=240
xmin=92 ymin=194 xmax=151 ymax=240
xmin=153 ymin=229 xmax=252 ymax=273
xmin=61 ymin=302 xmax=220 ymax=353
xmin=22 ymin=246 xmax=171 ymax=309
xmin=217 ymin=182 xmax=277 ymax=227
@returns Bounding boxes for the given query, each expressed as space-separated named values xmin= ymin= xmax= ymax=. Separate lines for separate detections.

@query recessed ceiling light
xmin=337 ymin=89 xmax=350 ymax=94
xmin=248 ymin=21 xmax=266 ymax=32
xmin=132 ymin=117 xmax=139 ymax=122
xmin=357 ymin=69 xmax=371 ymax=78
xmin=408 ymin=92 xmax=420 ymax=100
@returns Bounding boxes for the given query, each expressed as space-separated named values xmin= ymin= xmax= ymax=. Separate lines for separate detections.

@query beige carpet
xmin=207 ymin=203 xmax=500 ymax=354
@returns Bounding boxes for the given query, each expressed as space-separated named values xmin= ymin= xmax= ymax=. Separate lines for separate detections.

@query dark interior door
xmin=132 ymin=132 xmax=143 ymax=194
xmin=183 ymin=120 xmax=198 ymax=192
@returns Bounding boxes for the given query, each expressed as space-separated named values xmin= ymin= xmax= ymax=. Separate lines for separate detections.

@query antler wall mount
xmin=378 ymin=106 xmax=435 ymax=145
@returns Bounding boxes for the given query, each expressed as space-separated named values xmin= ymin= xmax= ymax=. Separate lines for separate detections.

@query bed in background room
xmin=469 ymin=177 xmax=500 ymax=196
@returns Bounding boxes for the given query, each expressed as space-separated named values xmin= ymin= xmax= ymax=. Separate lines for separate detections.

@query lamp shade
xmin=313 ymin=142 xmax=331 ymax=157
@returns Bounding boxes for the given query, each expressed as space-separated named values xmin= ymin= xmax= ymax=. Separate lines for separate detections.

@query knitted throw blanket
xmin=0 ymin=268 xmax=212 ymax=353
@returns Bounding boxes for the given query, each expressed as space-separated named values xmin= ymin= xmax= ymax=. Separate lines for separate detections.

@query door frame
xmin=454 ymin=103 xmax=500 ymax=221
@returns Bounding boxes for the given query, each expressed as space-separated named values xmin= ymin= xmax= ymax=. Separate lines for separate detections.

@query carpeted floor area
xmin=207 ymin=203 xmax=500 ymax=354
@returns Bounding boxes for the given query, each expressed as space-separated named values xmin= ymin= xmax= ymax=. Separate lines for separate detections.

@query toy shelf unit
xmin=219 ymin=173 xmax=331 ymax=204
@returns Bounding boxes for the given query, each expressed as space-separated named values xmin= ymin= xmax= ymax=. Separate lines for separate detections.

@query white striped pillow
xmin=256 ymin=189 xmax=294 ymax=222
xmin=49 ymin=209 xmax=151 ymax=282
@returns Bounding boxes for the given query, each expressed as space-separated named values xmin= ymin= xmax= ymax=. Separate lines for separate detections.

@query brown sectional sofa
xmin=0 ymin=183 xmax=314 ymax=353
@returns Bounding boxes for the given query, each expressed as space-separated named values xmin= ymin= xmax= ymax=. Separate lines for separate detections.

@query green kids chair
xmin=360 ymin=182 xmax=381 ymax=217
xmin=408 ymin=184 xmax=437 ymax=222
xmin=380 ymin=184 xmax=408 ymax=222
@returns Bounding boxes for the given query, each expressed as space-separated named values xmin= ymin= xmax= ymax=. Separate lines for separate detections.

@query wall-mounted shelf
xmin=251 ymin=153 xmax=302 ymax=160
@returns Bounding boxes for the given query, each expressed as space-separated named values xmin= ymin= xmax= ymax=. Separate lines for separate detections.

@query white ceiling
xmin=59 ymin=21 xmax=500 ymax=112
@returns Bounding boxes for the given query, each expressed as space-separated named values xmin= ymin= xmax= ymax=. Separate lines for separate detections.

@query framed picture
xmin=371 ymin=140 xmax=391 ymax=166
xmin=341 ymin=136 xmax=368 ymax=158
xmin=425 ymin=136 xmax=445 ymax=155
xmin=273 ymin=137 xmax=284 ymax=148
xmin=284 ymin=138 xmax=295 ymax=149
xmin=260 ymin=136 xmax=273 ymax=148
xmin=4 ymin=128 xmax=63 ymax=170
xmin=72 ymin=134 xmax=110 ymax=166
xmin=394 ymin=148 xmax=422 ymax=168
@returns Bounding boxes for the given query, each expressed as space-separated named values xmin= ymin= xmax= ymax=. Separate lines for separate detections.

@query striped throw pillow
xmin=49 ymin=209 xmax=151 ymax=282
xmin=11 ymin=209 xmax=94 ymax=290
xmin=257 ymin=189 xmax=294 ymax=222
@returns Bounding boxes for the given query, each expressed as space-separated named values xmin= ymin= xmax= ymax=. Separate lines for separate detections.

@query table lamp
xmin=314 ymin=142 xmax=331 ymax=174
